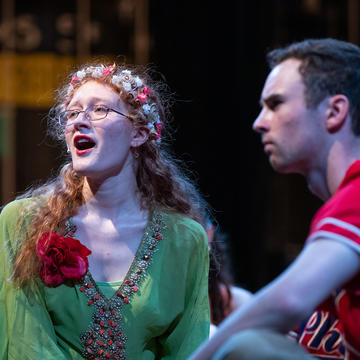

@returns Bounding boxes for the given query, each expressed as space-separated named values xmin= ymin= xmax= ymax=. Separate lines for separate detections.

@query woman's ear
xmin=130 ymin=126 xmax=150 ymax=148
xmin=326 ymin=94 xmax=350 ymax=134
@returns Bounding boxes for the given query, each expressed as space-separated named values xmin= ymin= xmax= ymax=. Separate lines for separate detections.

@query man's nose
xmin=252 ymin=109 xmax=269 ymax=134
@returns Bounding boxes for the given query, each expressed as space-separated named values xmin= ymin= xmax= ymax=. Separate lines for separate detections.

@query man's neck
xmin=307 ymin=141 xmax=360 ymax=201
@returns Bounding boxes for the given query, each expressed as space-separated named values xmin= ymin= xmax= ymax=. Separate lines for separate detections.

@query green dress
xmin=0 ymin=199 xmax=210 ymax=359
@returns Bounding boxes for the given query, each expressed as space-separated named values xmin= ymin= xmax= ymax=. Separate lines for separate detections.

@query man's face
xmin=253 ymin=58 xmax=325 ymax=175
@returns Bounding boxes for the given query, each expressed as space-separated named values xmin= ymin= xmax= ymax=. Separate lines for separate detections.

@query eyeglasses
xmin=58 ymin=105 xmax=131 ymax=126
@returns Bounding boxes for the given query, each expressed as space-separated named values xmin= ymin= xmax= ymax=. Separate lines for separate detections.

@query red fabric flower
xmin=143 ymin=87 xmax=151 ymax=95
xmin=137 ymin=92 xmax=147 ymax=102
xmin=37 ymin=232 xmax=92 ymax=287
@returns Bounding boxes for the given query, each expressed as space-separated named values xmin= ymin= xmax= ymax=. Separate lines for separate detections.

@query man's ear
xmin=130 ymin=126 xmax=149 ymax=148
xmin=326 ymin=94 xmax=350 ymax=134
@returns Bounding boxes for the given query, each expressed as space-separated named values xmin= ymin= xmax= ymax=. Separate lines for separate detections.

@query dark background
xmin=0 ymin=0 xmax=354 ymax=292
xmin=149 ymin=0 xmax=347 ymax=291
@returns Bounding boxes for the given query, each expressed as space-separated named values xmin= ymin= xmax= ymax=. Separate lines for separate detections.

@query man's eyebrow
xmin=259 ymin=94 xmax=283 ymax=106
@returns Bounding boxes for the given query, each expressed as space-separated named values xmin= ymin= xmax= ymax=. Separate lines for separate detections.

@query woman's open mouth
xmin=73 ymin=135 xmax=96 ymax=155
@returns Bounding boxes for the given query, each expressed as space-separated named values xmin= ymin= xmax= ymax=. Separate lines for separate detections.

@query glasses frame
xmin=58 ymin=105 xmax=132 ymax=127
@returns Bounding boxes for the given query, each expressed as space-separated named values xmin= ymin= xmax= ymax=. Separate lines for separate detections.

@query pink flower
xmin=154 ymin=122 xmax=162 ymax=139
xmin=137 ymin=92 xmax=147 ymax=102
xmin=102 ymin=64 xmax=115 ymax=76
xmin=155 ymin=122 xmax=163 ymax=131
xmin=37 ymin=232 xmax=92 ymax=287
xmin=70 ymin=76 xmax=79 ymax=86
xmin=143 ymin=87 xmax=151 ymax=95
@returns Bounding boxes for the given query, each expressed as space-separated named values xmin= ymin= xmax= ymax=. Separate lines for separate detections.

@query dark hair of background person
xmin=208 ymin=230 xmax=235 ymax=326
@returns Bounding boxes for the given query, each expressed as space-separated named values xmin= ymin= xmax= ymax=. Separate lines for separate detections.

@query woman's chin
xmin=72 ymin=164 xmax=95 ymax=177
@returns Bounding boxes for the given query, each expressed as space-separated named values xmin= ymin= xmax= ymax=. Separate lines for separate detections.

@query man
xmin=190 ymin=38 xmax=360 ymax=360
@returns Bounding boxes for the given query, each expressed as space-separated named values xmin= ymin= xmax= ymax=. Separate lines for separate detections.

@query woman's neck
xmin=79 ymin=171 xmax=144 ymax=221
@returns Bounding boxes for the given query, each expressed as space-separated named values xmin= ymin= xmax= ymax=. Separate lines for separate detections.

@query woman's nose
xmin=71 ymin=110 xmax=92 ymax=129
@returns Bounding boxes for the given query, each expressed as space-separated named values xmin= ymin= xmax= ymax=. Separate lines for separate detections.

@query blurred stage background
xmin=0 ymin=0 xmax=357 ymax=292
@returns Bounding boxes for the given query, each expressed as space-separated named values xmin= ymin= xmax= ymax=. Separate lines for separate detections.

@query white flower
xmin=153 ymin=113 xmax=160 ymax=122
xmin=92 ymin=68 xmax=102 ymax=78
xmin=122 ymin=70 xmax=132 ymax=75
xmin=147 ymin=122 xmax=155 ymax=129
xmin=76 ymin=70 xmax=86 ymax=79
xmin=122 ymin=82 xmax=132 ymax=91
xmin=134 ymin=76 xmax=143 ymax=87
xmin=111 ymin=75 xmax=122 ymax=85
xmin=142 ymin=104 xmax=151 ymax=114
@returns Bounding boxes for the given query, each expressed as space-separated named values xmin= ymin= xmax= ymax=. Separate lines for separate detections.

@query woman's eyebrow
xmin=67 ymin=97 xmax=111 ymax=109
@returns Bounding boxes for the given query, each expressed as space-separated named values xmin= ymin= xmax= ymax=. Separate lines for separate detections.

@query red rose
xmin=37 ymin=232 xmax=92 ymax=287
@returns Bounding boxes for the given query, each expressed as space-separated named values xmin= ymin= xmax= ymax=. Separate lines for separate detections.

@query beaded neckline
xmin=65 ymin=211 xmax=165 ymax=360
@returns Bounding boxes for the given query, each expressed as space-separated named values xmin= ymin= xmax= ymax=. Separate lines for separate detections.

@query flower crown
xmin=69 ymin=64 xmax=162 ymax=142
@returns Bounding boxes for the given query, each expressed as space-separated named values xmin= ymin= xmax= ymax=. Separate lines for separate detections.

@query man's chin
xmin=270 ymin=158 xmax=303 ymax=175
xmin=269 ymin=157 xmax=291 ymax=174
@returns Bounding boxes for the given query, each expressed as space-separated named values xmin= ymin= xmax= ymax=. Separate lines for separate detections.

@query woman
xmin=0 ymin=64 xmax=210 ymax=359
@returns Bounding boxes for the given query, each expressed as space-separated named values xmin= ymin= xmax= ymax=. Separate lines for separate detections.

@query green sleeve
xmin=160 ymin=216 xmax=210 ymax=359
xmin=0 ymin=200 xmax=68 ymax=360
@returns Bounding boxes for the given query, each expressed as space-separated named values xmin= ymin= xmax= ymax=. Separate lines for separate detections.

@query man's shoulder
xmin=307 ymin=166 xmax=360 ymax=248
xmin=312 ymin=161 xmax=360 ymax=227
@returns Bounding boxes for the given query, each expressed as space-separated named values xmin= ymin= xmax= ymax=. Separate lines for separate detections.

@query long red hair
xmin=12 ymin=63 xmax=209 ymax=287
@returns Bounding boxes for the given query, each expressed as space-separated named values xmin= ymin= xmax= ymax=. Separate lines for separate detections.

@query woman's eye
xmin=68 ymin=110 xmax=79 ymax=120
xmin=94 ymin=106 xmax=107 ymax=114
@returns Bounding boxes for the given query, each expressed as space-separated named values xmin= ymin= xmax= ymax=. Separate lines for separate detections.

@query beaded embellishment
xmin=73 ymin=212 xmax=165 ymax=360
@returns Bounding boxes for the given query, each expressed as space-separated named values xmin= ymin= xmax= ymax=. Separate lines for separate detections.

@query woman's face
xmin=65 ymin=80 xmax=138 ymax=181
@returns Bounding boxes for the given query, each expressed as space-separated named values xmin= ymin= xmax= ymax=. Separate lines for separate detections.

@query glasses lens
xmin=59 ymin=112 xmax=68 ymax=126
xmin=92 ymin=105 xmax=108 ymax=120
xmin=67 ymin=110 xmax=80 ymax=121
xmin=59 ymin=110 xmax=79 ymax=126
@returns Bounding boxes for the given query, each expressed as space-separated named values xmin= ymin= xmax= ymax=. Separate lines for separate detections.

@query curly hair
xmin=12 ymin=63 xmax=209 ymax=287
xmin=267 ymin=38 xmax=360 ymax=135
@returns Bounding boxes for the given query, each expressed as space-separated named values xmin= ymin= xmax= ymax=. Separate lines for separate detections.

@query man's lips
xmin=73 ymin=134 xmax=96 ymax=155
xmin=262 ymin=140 xmax=273 ymax=154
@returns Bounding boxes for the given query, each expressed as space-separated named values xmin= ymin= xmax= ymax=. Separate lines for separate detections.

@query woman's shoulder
xmin=1 ymin=198 xmax=37 ymax=218
xmin=0 ymin=198 xmax=40 ymax=231
xmin=163 ymin=211 xmax=206 ymax=235
xmin=160 ymin=211 xmax=208 ymax=248
xmin=0 ymin=199 xmax=38 ymax=268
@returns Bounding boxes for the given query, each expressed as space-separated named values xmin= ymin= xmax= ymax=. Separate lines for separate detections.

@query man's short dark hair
xmin=267 ymin=38 xmax=360 ymax=135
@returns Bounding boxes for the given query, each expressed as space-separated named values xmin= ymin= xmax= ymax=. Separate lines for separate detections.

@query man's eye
xmin=269 ymin=100 xmax=282 ymax=110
